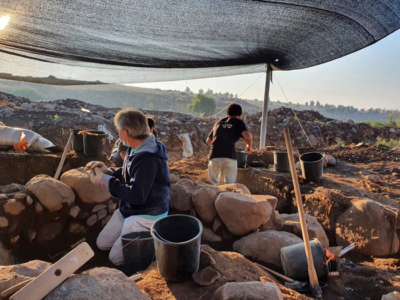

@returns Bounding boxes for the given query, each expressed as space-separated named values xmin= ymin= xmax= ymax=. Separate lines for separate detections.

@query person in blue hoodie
xmin=85 ymin=108 xmax=170 ymax=265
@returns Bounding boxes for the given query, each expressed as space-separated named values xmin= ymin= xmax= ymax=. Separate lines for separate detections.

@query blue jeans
xmin=208 ymin=158 xmax=237 ymax=186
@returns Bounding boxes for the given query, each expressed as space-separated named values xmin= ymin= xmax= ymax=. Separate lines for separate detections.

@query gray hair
xmin=114 ymin=108 xmax=150 ymax=140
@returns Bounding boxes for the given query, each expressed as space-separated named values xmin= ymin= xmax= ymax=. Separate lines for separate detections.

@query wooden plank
xmin=1 ymin=279 xmax=33 ymax=299
xmin=11 ymin=242 xmax=94 ymax=300
xmin=283 ymin=128 xmax=321 ymax=292
xmin=54 ymin=131 xmax=74 ymax=180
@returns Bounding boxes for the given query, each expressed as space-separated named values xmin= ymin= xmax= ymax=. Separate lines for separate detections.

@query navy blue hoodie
xmin=107 ymin=134 xmax=170 ymax=218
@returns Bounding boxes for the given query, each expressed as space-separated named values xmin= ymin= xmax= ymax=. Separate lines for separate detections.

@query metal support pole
xmin=259 ymin=64 xmax=272 ymax=149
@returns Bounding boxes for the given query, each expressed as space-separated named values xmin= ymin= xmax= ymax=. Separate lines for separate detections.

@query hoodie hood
xmin=133 ymin=134 xmax=168 ymax=160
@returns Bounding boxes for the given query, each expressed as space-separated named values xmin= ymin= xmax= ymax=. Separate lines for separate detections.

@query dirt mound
xmin=325 ymin=145 xmax=400 ymax=164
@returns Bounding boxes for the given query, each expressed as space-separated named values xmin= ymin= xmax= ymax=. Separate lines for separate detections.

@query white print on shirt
xmin=221 ymin=123 xmax=233 ymax=129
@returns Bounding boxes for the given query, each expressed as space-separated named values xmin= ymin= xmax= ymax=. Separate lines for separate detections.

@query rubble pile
xmin=1 ymin=91 xmax=399 ymax=162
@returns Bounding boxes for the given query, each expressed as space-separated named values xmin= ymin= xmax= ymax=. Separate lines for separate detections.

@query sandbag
xmin=0 ymin=125 xmax=40 ymax=147
xmin=178 ymin=133 xmax=193 ymax=158
xmin=30 ymin=137 xmax=55 ymax=152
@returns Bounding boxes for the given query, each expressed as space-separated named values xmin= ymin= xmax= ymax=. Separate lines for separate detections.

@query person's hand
xmin=245 ymin=144 xmax=253 ymax=155
xmin=84 ymin=161 xmax=110 ymax=174
xmin=90 ymin=167 xmax=105 ymax=185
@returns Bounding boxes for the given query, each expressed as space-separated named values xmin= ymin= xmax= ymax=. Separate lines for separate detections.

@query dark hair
xmin=227 ymin=103 xmax=242 ymax=117
xmin=147 ymin=117 xmax=155 ymax=129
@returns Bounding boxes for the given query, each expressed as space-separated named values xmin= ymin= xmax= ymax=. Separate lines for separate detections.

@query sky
xmin=129 ymin=29 xmax=400 ymax=111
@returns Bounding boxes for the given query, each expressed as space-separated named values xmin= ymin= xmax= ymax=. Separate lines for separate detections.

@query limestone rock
xmin=336 ymin=200 xmax=399 ymax=256
xmin=213 ymin=217 xmax=222 ymax=232
xmin=27 ymin=230 xmax=37 ymax=242
xmin=217 ymin=183 xmax=251 ymax=195
xmin=69 ymin=221 xmax=86 ymax=234
xmin=45 ymin=267 xmax=150 ymax=300
xmin=0 ymin=260 xmax=50 ymax=291
xmin=278 ymin=213 xmax=329 ymax=248
xmin=233 ymin=231 xmax=302 ymax=267
xmin=202 ymin=227 xmax=222 ymax=242
xmin=308 ymin=134 xmax=318 ymax=147
xmin=0 ymin=217 xmax=8 ymax=228
xmin=60 ymin=168 xmax=110 ymax=204
xmin=69 ymin=206 xmax=81 ymax=218
xmin=213 ymin=282 xmax=283 ymax=300
xmin=3 ymin=199 xmax=25 ymax=216
xmin=382 ymin=292 xmax=400 ymax=300
xmin=108 ymin=203 xmax=117 ymax=214
xmin=92 ymin=204 xmax=107 ymax=213
xmin=0 ymin=183 xmax=25 ymax=194
xmin=35 ymin=201 xmax=43 ymax=213
xmin=192 ymin=187 xmax=218 ymax=223
xmin=26 ymin=175 xmax=75 ymax=212
xmin=87 ymin=214 xmax=98 ymax=226
xmin=324 ymin=155 xmax=336 ymax=167
xmin=215 ymin=192 xmax=272 ymax=236
xmin=193 ymin=266 xmax=220 ymax=286
xmin=0 ymin=241 xmax=14 ymax=266
xmin=169 ymin=173 xmax=180 ymax=183
xmin=0 ymin=194 xmax=7 ymax=200
xmin=169 ymin=183 xmax=194 ymax=212
xmin=37 ymin=222 xmax=64 ymax=243
xmin=14 ymin=193 xmax=27 ymax=201
xmin=26 ymin=195 xmax=33 ymax=205
xmin=97 ymin=209 xmax=108 ymax=220
xmin=259 ymin=210 xmax=281 ymax=231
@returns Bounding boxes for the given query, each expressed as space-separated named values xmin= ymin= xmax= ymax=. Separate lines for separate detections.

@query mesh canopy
xmin=1 ymin=0 xmax=400 ymax=83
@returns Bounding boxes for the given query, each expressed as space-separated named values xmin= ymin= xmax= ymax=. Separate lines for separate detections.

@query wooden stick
xmin=10 ymin=242 xmax=94 ymax=300
xmin=54 ymin=131 xmax=74 ymax=180
xmin=1 ymin=279 xmax=33 ymax=299
xmin=255 ymin=263 xmax=295 ymax=283
xmin=283 ymin=128 xmax=320 ymax=290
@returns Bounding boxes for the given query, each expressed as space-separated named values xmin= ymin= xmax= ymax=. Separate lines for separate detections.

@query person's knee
xmin=96 ymin=234 xmax=112 ymax=251
xmin=108 ymin=246 xmax=124 ymax=265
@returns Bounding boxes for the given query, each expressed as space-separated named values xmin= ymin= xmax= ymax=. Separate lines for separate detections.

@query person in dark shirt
xmin=109 ymin=117 xmax=158 ymax=167
xmin=206 ymin=104 xmax=253 ymax=186
xmin=85 ymin=109 xmax=170 ymax=265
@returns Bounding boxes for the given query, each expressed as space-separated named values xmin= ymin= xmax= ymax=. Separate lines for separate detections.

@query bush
xmin=187 ymin=94 xmax=216 ymax=115
xmin=375 ymin=137 xmax=400 ymax=149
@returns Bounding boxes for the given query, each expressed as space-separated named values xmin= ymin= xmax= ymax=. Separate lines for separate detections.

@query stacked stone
xmin=169 ymin=176 xmax=329 ymax=268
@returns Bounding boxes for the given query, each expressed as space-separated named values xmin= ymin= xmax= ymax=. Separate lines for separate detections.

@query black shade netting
xmin=0 ymin=0 xmax=399 ymax=84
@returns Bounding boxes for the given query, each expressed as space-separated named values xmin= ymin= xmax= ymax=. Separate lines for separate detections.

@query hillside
xmin=0 ymin=78 xmax=397 ymax=122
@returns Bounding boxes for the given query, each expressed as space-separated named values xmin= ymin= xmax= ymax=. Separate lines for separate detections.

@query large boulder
xmin=60 ymin=168 xmax=110 ymax=204
xmin=382 ymin=292 xmax=400 ymax=300
xmin=192 ymin=187 xmax=218 ymax=223
xmin=217 ymin=183 xmax=251 ymax=195
xmin=215 ymin=192 xmax=272 ymax=236
xmin=213 ymin=282 xmax=283 ymax=300
xmin=169 ymin=183 xmax=194 ymax=212
xmin=25 ymin=175 xmax=75 ymax=212
xmin=46 ymin=267 xmax=150 ymax=300
xmin=278 ymin=213 xmax=329 ymax=248
xmin=336 ymin=200 xmax=399 ymax=256
xmin=233 ymin=231 xmax=302 ymax=267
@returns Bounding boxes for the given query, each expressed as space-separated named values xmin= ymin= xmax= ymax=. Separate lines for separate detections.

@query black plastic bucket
xmin=273 ymin=151 xmax=290 ymax=172
xmin=121 ymin=231 xmax=155 ymax=276
xmin=235 ymin=149 xmax=248 ymax=168
xmin=300 ymin=152 xmax=324 ymax=182
xmin=70 ymin=129 xmax=84 ymax=153
xmin=151 ymin=215 xmax=203 ymax=282
xmin=83 ymin=130 xmax=107 ymax=157
xmin=280 ymin=239 xmax=329 ymax=282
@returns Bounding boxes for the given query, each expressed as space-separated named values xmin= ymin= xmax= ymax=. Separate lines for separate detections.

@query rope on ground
xmin=208 ymin=72 xmax=265 ymax=118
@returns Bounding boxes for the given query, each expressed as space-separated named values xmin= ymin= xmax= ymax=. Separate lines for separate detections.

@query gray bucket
xmin=300 ymin=152 xmax=324 ymax=182
xmin=273 ymin=151 xmax=290 ymax=172
xmin=280 ymin=239 xmax=329 ymax=282
xmin=235 ymin=149 xmax=247 ymax=168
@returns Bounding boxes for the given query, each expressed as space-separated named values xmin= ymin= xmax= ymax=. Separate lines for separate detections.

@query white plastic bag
xmin=178 ymin=133 xmax=193 ymax=158
xmin=30 ymin=137 xmax=55 ymax=152
xmin=0 ymin=125 xmax=40 ymax=147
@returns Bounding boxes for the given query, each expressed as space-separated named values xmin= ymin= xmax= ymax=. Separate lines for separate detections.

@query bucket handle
xmin=151 ymin=228 xmax=173 ymax=244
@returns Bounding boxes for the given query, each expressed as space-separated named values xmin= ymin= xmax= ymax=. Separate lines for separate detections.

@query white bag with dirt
xmin=178 ymin=133 xmax=193 ymax=158
xmin=0 ymin=125 xmax=54 ymax=152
